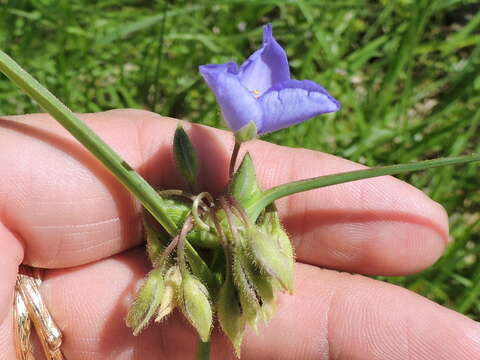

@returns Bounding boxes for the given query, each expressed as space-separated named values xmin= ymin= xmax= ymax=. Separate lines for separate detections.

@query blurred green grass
xmin=1 ymin=0 xmax=479 ymax=319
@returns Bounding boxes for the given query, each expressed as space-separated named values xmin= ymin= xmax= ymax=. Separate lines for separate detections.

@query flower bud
xmin=155 ymin=265 xmax=182 ymax=323
xmin=228 ymin=152 xmax=262 ymax=207
xmin=232 ymin=248 xmax=261 ymax=328
xmin=233 ymin=242 xmax=278 ymax=321
xmin=243 ymin=258 xmax=277 ymax=322
xmin=179 ymin=274 xmax=213 ymax=342
xmin=173 ymin=125 xmax=199 ymax=189
xmin=217 ymin=277 xmax=245 ymax=357
xmin=126 ymin=267 xmax=165 ymax=336
xmin=247 ymin=225 xmax=294 ymax=293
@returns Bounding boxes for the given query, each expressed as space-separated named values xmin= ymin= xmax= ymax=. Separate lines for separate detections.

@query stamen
xmin=251 ymin=89 xmax=261 ymax=98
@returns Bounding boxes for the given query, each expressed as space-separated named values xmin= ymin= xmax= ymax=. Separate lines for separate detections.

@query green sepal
xmin=217 ymin=276 xmax=246 ymax=358
xmin=126 ymin=266 xmax=165 ymax=336
xmin=234 ymin=121 xmax=257 ymax=143
xmin=173 ymin=125 xmax=200 ymax=189
xmin=179 ymin=274 xmax=213 ymax=342
xmin=228 ymin=152 xmax=263 ymax=209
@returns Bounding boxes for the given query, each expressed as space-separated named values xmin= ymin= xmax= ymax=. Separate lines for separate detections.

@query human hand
xmin=0 ymin=109 xmax=478 ymax=359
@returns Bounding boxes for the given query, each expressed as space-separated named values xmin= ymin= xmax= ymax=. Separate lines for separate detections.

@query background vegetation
xmin=1 ymin=0 xmax=479 ymax=319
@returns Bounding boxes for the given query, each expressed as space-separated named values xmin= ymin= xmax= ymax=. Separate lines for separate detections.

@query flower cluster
xmin=127 ymin=144 xmax=294 ymax=356
xmin=127 ymin=24 xmax=339 ymax=358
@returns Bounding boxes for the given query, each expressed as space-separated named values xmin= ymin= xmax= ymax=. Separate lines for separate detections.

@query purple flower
xmin=199 ymin=24 xmax=340 ymax=136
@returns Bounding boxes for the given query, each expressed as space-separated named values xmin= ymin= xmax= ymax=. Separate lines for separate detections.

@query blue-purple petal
xmin=257 ymin=80 xmax=340 ymax=134
xmin=199 ymin=63 xmax=263 ymax=132
xmin=237 ymin=24 xmax=290 ymax=96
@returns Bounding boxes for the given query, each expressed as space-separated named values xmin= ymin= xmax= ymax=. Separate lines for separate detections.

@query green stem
xmin=247 ymin=154 xmax=480 ymax=220
xmin=229 ymin=141 xmax=241 ymax=178
xmin=0 ymin=50 xmax=177 ymax=236
xmin=196 ymin=339 xmax=211 ymax=360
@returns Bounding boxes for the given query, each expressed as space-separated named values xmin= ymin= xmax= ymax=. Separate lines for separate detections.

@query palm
xmin=0 ymin=110 xmax=478 ymax=359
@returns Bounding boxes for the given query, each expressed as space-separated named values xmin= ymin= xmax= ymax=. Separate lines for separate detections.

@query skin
xmin=0 ymin=109 xmax=479 ymax=360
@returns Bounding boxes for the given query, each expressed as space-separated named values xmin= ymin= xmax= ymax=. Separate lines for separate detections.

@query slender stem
xmin=0 ymin=50 xmax=177 ymax=236
xmin=177 ymin=216 xmax=194 ymax=274
xmin=246 ymin=154 xmax=480 ymax=220
xmin=229 ymin=141 xmax=241 ymax=178
xmin=161 ymin=233 xmax=181 ymax=260
xmin=196 ymin=339 xmax=211 ymax=360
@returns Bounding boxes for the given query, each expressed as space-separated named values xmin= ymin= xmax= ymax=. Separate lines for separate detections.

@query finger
xmin=37 ymin=250 xmax=480 ymax=360
xmin=0 ymin=110 xmax=447 ymax=274
xmin=0 ymin=224 xmax=24 ymax=359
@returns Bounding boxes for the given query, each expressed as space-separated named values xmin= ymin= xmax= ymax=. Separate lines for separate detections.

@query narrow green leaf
xmin=246 ymin=154 xmax=480 ymax=220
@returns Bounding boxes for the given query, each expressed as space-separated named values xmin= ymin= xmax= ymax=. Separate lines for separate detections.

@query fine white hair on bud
xmin=126 ymin=267 xmax=165 ymax=336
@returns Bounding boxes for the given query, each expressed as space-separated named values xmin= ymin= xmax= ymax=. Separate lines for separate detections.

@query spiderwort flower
xmin=199 ymin=24 xmax=340 ymax=137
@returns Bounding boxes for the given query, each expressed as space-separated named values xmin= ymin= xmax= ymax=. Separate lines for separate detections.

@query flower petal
xmin=258 ymin=80 xmax=340 ymax=134
xmin=199 ymin=63 xmax=263 ymax=132
xmin=237 ymin=24 xmax=290 ymax=96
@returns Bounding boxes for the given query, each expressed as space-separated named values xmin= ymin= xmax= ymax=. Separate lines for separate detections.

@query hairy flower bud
xmin=126 ymin=267 xmax=165 ymax=336
xmin=217 ymin=277 xmax=246 ymax=357
xmin=232 ymin=247 xmax=261 ymax=328
xmin=179 ymin=274 xmax=213 ymax=342
xmin=155 ymin=265 xmax=182 ymax=323
xmin=247 ymin=224 xmax=294 ymax=294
